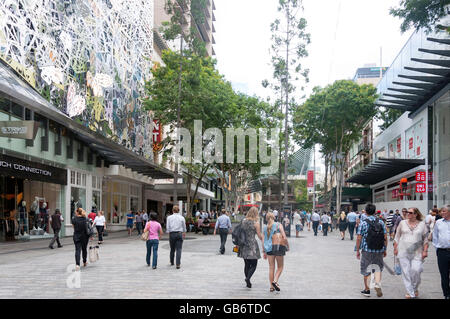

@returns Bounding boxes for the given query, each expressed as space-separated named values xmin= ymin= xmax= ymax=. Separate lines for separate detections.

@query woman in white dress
xmin=394 ymin=207 xmax=429 ymax=299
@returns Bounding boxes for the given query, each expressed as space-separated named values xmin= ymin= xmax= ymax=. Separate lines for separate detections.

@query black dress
xmin=338 ymin=216 xmax=348 ymax=231
xmin=72 ymin=216 xmax=89 ymax=266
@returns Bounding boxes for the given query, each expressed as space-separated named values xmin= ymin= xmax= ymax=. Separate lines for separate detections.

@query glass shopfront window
xmin=433 ymin=90 xmax=450 ymax=207
xmin=103 ymin=180 xmax=142 ymax=225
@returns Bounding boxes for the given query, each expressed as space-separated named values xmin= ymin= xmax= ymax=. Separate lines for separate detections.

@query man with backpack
xmin=356 ymin=203 xmax=387 ymax=298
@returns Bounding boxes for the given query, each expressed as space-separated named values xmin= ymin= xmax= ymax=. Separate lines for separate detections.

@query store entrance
xmin=0 ymin=176 xmax=24 ymax=241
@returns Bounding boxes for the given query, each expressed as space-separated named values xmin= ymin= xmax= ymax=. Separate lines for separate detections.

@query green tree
xmin=389 ymin=0 xmax=450 ymax=33
xmin=292 ymin=80 xmax=378 ymax=213
xmin=144 ymin=50 xmax=236 ymax=217
xmin=377 ymin=108 xmax=404 ymax=131
xmin=264 ymin=0 xmax=310 ymax=208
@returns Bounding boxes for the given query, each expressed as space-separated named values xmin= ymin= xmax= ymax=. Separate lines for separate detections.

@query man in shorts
xmin=356 ymin=203 xmax=387 ymax=298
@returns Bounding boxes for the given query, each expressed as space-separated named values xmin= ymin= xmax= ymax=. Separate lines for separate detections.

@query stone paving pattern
xmin=0 ymin=225 xmax=443 ymax=299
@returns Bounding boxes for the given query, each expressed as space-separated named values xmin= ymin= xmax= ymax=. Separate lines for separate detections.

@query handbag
xmin=85 ymin=219 xmax=95 ymax=238
xmin=271 ymin=223 xmax=289 ymax=252
xmin=141 ymin=221 xmax=150 ymax=241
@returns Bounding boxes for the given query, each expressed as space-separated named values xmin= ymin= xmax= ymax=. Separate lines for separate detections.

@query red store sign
xmin=415 ymin=183 xmax=426 ymax=193
xmin=415 ymin=171 xmax=426 ymax=182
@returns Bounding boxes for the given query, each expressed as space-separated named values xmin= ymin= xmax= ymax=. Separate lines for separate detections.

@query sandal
xmin=272 ymin=282 xmax=280 ymax=291
xmin=270 ymin=287 xmax=275 ymax=292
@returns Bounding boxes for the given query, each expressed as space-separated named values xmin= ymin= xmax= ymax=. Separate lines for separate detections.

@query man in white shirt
xmin=321 ymin=213 xmax=330 ymax=236
xmin=311 ymin=211 xmax=321 ymax=236
xmin=166 ymin=205 xmax=186 ymax=269
xmin=432 ymin=205 xmax=450 ymax=299
xmin=293 ymin=211 xmax=302 ymax=237
xmin=273 ymin=210 xmax=279 ymax=222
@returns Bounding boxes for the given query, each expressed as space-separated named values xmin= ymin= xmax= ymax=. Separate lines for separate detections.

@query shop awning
xmin=0 ymin=61 xmax=177 ymax=180
xmin=346 ymin=158 xmax=425 ymax=185
xmin=375 ymin=29 xmax=450 ymax=115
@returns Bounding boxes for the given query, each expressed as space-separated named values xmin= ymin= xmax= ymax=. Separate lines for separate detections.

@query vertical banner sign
xmin=307 ymin=170 xmax=314 ymax=193
xmin=397 ymin=137 xmax=401 ymax=153
xmin=282 ymin=205 xmax=292 ymax=237
xmin=152 ymin=120 xmax=162 ymax=152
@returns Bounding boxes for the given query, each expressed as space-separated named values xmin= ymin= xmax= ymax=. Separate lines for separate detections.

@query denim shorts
xmin=127 ymin=224 xmax=133 ymax=229
xmin=295 ymin=224 xmax=302 ymax=232
xmin=360 ymin=251 xmax=384 ymax=276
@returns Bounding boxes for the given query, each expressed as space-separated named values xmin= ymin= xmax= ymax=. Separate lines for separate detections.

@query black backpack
xmin=232 ymin=220 xmax=247 ymax=246
xmin=366 ymin=217 xmax=385 ymax=250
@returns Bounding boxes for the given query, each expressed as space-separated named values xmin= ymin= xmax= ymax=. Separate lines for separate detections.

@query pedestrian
xmin=306 ymin=211 xmax=312 ymax=231
xmin=311 ymin=211 xmax=320 ymax=236
xmin=126 ymin=210 xmax=134 ymax=236
xmin=238 ymin=207 xmax=264 ymax=289
xmin=48 ymin=209 xmax=63 ymax=249
xmin=385 ymin=210 xmax=396 ymax=241
xmin=263 ymin=212 xmax=288 ymax=292
xmin=394 ymin=208 xmax=408 ymax=236
xmin=142 ymin=210 xmax=149 ymax=228
xmin=394 ymin=207 xmax=429 ymax=299
xmin=356 ymin=203 xmax=387 ymax=298
xmin=321 ymin=213 xmax=329 ymax=236
xmin=425 ymin=208 xmax=438 ymax=237
xmin=88 ymin=210 xmax=97 ymax=222
xmin=144 ymin=212 xmax=163 ymax=269
xmin=201 ymin=216 xmax=211 ymax=235
xmin=214 ymin=209 xmax=232 ymax=254
xmin=166 ymin=205 xmax=186 ymax=269
xmin=273 ymin=209 xmax=279 ymax=222
xmin=293 ymin=210 xmax=302 ymax=237
xmin=347 ymin=211 xmax=358 ymax=240
xmin=93 ymin=211 xmax=106 ymax=245
xmin=432 ymin=205 xmax=450 ymax=299
xmin=338 ymin=211 xmax=348 ymax=240
xmin=72 ymin=208 xmax=90 ymax=271
xmin=136 ymin=211 xmax=143 ymax=235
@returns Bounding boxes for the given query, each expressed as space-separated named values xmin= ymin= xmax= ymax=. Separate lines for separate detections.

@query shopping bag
xmin=394 ymin=257 xmax=402 ymax=275
xmin=89 ymin=245 xmax=98 ymax=263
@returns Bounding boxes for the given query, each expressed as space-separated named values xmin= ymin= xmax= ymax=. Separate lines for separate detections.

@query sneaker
xmin=49 ymin=246 xmax=54 ymax=249
xmin=75 ymin=265 xmax=80 ymax=271
xmin=375 ymin=284 xmax=383 ymax=297
xmin=152 ymin=266 xmax=157 ymax=270
xmin=176 ymin=265 xmax=181 ymax=269
xmin=361 ymin=289 xmax=370 ymax=297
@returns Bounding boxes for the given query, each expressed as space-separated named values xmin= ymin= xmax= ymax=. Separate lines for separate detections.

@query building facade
xmin=347 ymin=21 xmax=450 ymax=213
xmin=0 ymin=1 xmax=177 ymax=241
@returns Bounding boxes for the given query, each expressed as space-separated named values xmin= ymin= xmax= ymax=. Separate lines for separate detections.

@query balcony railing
xmin=357 ymin=141 xmax=370 ymax=155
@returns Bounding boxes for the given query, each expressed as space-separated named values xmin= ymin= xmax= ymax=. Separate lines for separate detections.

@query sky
xmin=213 ymin=0 xmax=414 ymax=173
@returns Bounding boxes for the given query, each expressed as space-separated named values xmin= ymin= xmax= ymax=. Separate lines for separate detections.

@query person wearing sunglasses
xmin=393 ymin=207 xmax=429 ymax=299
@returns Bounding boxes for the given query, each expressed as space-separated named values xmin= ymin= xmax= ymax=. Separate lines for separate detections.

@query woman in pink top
xmin=144 ymin=212 xmax=163 ymax=269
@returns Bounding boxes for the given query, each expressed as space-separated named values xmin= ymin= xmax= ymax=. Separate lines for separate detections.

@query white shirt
xmin=321 ymin=215 xmax=330 ymax=223
xmin=293 ymin=213 xmax=301 ymax=225
xmin=273 ymin=210 xmax=278 ymax=217
xmin=166 ymin=213 xmax=187 ymax=233
xmin=311 ymin=212 xmax=320 ymax=222
xmin=93 ymin=215 xmax=105 ymax=226
xmin=195 ymin=211 xmax=200 ymax=217
xmin=432 ymin=218 xmax=450 ymax=249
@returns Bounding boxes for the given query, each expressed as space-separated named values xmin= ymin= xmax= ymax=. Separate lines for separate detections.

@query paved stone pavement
xmin=0 ymin=225 xmax=444 ymax=299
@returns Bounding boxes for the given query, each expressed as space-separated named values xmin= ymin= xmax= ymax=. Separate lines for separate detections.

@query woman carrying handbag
xmin=263 ymin=212 xmax=289 ymax=292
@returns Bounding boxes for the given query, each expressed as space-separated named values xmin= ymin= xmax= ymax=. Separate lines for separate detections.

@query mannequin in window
xmin=19 ymin=201 xmax=27 ymax=235
xmin=30 ymin=198 xmax=39 ymax=229
xmin=39 ymin=202 xmax=49 ymax=233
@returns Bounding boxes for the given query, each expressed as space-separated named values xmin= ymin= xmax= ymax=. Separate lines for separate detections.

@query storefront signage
xmin=152 ymin=120 xmax=162 ymax=152
xmin=415 ymin=172 xmax=426 ymax=182
xmin=409 ymin=138 xmax=413 ymax=149
xmin=397 ymin=138 xmax=401 ymax=153
xmin=0 ymin=121 xmax=39 ymax=140
xmin=0 ymin=154 xmax=67 ymax=185
xmin=415 ymin=183 xmax=426 ymax=193
xmin=307 ymin=170 xmax=314 ymax=193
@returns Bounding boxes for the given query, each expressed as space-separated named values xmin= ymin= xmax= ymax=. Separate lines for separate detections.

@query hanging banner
xmin=307 ymin=170 xmax=314 ymax=193
xmin=152 ymin=119 xmax=162 ymax=152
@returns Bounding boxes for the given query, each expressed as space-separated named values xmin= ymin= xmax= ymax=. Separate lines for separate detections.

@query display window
xmin=103 ymin=180 xmax=141 ymax=225
xmin=0 ymin=176 xmax=63 ymax=241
